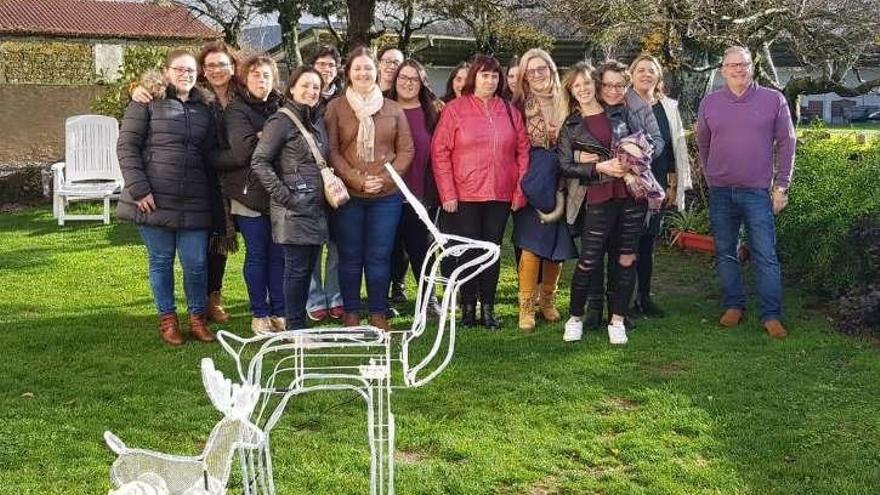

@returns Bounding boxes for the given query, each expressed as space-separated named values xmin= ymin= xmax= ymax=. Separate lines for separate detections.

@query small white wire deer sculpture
xmin=104 ymin=359 xmax=265 ymax=495
xmin=215 ymin=163 xmax=501 ymax=495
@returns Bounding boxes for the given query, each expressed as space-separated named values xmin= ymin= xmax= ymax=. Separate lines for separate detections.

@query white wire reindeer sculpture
xmin=215 ymin=163 xmax=501 ymax=495
xmin=104 ymin=359 xmax=265 ymax=495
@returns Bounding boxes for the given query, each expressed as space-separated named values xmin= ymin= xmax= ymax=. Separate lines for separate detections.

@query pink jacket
xmin=431 ymin=95 xmax=530 ymax=207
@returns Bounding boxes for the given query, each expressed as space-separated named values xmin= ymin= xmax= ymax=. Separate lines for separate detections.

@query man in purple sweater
xmin=696 ymin=46 xmax=796 ymax=339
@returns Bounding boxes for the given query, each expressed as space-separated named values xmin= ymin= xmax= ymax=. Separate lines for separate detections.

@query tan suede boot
xmin=518 ymin=250 xmax=540 ymax=332
xmin=206 ymin=291 xmax=229 ymax=324
xmin=539 ymin=261 xmax=562 ymax=322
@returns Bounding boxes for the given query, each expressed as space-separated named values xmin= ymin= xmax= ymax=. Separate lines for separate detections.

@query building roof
xmin=0 ymin=0 xmax=218 ymax=40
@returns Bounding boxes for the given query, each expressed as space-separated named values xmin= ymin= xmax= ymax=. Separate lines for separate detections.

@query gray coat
xmin=250 ymin=102 xmax=329 ymax=246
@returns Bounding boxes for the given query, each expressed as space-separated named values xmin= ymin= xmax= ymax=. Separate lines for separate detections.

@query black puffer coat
xmin=221 ymin=88 xmax=282 ymax=214
xmin=250 ymin=101 xmax=329 ymax=246
xmin=117 ymin=86 xmax=220 ymax=230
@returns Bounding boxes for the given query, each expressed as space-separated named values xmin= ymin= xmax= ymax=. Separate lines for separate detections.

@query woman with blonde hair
xmin=509 ymin=48 xmax=577 ymax=332
xmin=626 ymin=54 xmax=692 ymax=316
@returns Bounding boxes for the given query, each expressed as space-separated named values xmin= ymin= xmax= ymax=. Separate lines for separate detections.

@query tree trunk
xmin=278 ymin=8 xmax=303 ymax=70
xmin=671 ymin=69 xmax=715 ymax=127
xmin=346 ymin=0 xmax=376 ymax=48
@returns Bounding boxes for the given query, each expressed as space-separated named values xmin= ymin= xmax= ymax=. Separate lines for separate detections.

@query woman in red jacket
xmin=431 ymin=54 xmax=530 ymax=329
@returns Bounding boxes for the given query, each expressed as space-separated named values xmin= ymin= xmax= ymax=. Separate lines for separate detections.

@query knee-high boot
xmin=517 ymin=250 xmax=541 ymax=332
xmin=539 ymin=261 xmax=562 ymax=322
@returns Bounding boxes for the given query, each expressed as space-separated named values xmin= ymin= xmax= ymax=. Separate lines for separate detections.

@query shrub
xmin=91 ymin=45 xmax=170 ymax=120
xmin=777 ymin=134 xmax=880 ymax=296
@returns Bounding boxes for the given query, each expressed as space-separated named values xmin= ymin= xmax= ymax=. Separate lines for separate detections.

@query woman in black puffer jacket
xmin=251 ymin=66 xmax=330 ymax=330
xmin=222 ymin=55 xmax=286 ymax=336
xmin=117 ymin=49 xmax=221 ymax=346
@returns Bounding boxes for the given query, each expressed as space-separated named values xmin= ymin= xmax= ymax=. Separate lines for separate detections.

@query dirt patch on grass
xmin=606 ymin=397 xmax=639 ymax=411
xmin=395 ymin=449 xmax=427 ymax=464
xmin=527 ymin=477 xmax=559 ymax=495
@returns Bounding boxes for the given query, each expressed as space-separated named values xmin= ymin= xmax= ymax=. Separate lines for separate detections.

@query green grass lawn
xmin=1 ymin=207 xmax=879 ymax=495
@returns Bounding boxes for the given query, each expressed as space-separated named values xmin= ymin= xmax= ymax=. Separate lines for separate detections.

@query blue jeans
xmin=334 ymin=194 xmax=402 ymax=314
xmin=284 ymin=244 xmax=321 ymax=329
xmin=306 ymin=242 xmax=343 ymax=312
xmin=235 ymin=215 xmax=285 ymax=318
xmin=709 ymin=187 xmax=782 ymax=322
xmin=138 ymin=225 xmax=209 ymax=315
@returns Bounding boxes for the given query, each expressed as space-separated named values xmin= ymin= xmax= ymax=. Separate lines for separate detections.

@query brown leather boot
xmin=206 ymin=291 xmax=229 ymax=324
xmin=763 ymin=319 xmax=788 ymax=339
xmin=539 ymin=261 xmax=563 ymax=322
xmin=343 ymin=312 xmax=361 ymax=327
xmin=720 ymin=308 xmax=744 ymax=327
xmin=188 ymin=313 xmax=216 ymax=343
xmin=368 ymin=313 xmax=392 ymax=331
xmin=159 ymin=313 xmax=184 ymax=346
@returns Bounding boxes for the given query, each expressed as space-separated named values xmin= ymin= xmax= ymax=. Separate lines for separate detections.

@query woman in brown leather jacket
xmin=324 ymin=46 xmax=415 ymax=330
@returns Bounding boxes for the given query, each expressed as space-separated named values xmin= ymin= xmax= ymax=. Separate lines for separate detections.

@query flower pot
xmin=673 ymin=230 xmax=716 ymax=254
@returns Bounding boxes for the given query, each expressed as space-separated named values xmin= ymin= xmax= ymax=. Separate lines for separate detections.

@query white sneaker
xmin=607 ymin=320 xmax=628 ymax=345
xmin=563 ymin=316 xmax=583 ymax=342
xmin=252 ymin=317 xmax=273 ymax=336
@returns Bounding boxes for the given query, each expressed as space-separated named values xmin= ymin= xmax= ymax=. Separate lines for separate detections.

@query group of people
xmin=116 ymin=41 xmax=795 ymax=347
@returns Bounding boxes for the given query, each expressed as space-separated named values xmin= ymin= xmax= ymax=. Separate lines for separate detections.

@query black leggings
xmin=570 ymin=198 xmax=646 ymax=317
xmin=207 ymin=251 xmax=227 ymax=294
xmin=441 ymin=201 xmax=510 ymax=306
xmin=636 ymin=211 xmax=664 ymax=297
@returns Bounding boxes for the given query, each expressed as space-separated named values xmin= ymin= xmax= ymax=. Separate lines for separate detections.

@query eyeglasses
xmin=397 ymin=74 xmax=421 ymax=85
xmin=204 ymin=62 xmax=231 ymax=72
xmin=314 ymin=61 xmax=337 ymax=69
xmin=525 ymin=65 xmax=550 ymax=78
xmin=380 ymin=59 xmax=401 ymax=68
xmin=601 ymin=82 xmax=627 ymax=91
xmin=723 ymin=62 xmax=751 ymax=70
xmin=169 ymin=66 xmax=197 ymax=76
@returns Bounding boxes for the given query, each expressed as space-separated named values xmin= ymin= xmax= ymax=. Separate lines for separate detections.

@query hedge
xmin=777 ymin=132 xmax=880 ymax=296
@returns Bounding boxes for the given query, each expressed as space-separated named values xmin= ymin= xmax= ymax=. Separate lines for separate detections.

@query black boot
xmin=461 ymin=303 xmax=477 ymax=327
xmin=480 ymin=304 xmax=502 ymax=330
xmin=634 ymin=293 xmax=665 ymax=317
xmin=583 ymin=305 xmax=603 ymax=331
xmin=389 ymin=282 xmax=407 ymax=305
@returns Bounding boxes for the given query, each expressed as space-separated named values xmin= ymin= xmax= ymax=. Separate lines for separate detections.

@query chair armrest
xmin=51 ymin=162 xmax=65 ymax=188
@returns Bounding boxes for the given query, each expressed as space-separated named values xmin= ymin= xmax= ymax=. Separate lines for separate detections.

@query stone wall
xmin=0 ymin=85 xmax=108 ymax=165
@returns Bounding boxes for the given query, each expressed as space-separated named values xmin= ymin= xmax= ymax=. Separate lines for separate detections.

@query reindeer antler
xmin=200 ymin=358 xmax=260 ymax=419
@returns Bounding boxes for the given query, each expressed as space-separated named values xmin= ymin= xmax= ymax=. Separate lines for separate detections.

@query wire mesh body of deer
xmin=211 ymin=164 xmax=501 ymax=495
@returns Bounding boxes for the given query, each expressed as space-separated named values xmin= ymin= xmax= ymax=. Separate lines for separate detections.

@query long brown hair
xmin=387 ymin=59 xmax=441 ymax=132
xmin=560 ymin=62 xmax=597 ymax=115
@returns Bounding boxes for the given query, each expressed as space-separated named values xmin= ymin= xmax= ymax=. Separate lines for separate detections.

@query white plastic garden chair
xmin=51 ymin=115 xmax=123 ymax=226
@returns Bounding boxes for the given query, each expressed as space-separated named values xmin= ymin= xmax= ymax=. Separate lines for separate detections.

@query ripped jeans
xmin=569 ymin=198 xmax=646 ymax=318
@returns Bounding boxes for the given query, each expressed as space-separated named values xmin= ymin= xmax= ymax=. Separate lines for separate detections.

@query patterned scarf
xmin=524 ymin=91 xmax=557 ymax=149
xmin=345 ymin=85 xmax=384 ymax=162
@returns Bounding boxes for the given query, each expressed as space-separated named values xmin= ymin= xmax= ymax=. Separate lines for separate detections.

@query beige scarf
xmin=345 ymin=85 xmax=385 ymax=162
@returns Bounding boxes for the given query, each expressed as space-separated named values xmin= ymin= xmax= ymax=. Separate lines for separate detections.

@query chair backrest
xmin=64 ymin=115 xmax=122 ymax=183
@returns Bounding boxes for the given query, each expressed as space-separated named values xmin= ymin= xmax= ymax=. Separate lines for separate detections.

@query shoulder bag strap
xmin=277 ymin=107 xmax=327 ymax=169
